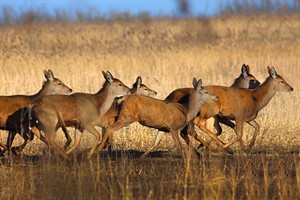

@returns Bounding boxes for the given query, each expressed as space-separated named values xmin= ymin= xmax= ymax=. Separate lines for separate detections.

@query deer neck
xmin=31 ymin=84 xmax=49 ymax=101
xmin=252 ymin=77 xmax=276 ymax=111
xmin=186 ymin=92 xmax=203 ymax=122
xmin=95 ymin=86 xmax=116 ymax=116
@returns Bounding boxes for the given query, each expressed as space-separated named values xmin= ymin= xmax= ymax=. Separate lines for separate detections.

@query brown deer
xmin=160 ymin=64 xmax=260 ymax=150
xmin=30 ymin=71 xmax=131 ymax=160
xmin=169 ymin=66 xmax=293 ymax=152
xmin=96 ymin=78 xmax=219 ymax=158
xmin=64 ymin=76 xmax=157 ymax=155
xmin=0 ymin=70 xmax=72 ymax=155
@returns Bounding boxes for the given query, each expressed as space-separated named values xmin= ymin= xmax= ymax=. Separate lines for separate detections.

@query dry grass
xmin=0 ymin=13 xmax=300 ymax=200
xmin=0 ymin=152 xmax=299 ymax=199
xmin=0 ymin=14 xmax=299 ymax=154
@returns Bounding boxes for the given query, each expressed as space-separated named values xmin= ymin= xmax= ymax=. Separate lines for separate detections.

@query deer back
xmin=32 ymin=71 xmax=130 ymax=129
xmin=117 ymin=94 xmax=187 ymax=131
xmin=205 ymin=86 xmax=258 ymax=121
xmin=98 ymin=76 xmax=157 ymax=127
xmin=0 ymin=69 xmax=72 ymax=128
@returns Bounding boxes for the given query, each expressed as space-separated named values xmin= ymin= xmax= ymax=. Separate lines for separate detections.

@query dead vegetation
xmin=0 ymin=10 xmax=299 ymax=199
xmin=0 ymin=14 xmax=299 ymax=154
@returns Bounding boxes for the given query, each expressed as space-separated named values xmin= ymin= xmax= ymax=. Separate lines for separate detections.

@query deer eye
xmin=118 ymin=83 xmax=122 ymax=86
xmin=145 ymin=88 xmax=148 ymax=90
xmin=58 ymin=82 xmax=62 ymax=85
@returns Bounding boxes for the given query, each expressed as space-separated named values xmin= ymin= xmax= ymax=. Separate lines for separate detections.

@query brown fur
xmin=170 ymin=67 xmax=293 ymax=152
xmin=0 ymin=70 xmax=72 ymax=155
xmin=31 ymin=71 xmax=131 ymax=160
xmin=165 ymin=64 xmax=260 ymax=147
xmin=65 ymin=76 xmax=157 ymax=155
xmin=96 ymin=78 xmax=218 ymax=158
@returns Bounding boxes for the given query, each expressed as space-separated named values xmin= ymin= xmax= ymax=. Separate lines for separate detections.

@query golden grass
xmin=0 ymin=14 xmax=299 ymax=155
xmin=0 ymin=153 xmax=299 ymax=199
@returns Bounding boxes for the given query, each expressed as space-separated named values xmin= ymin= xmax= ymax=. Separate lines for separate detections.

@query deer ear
xmin=268 ymin=66 xmax=277 ymax=79
xmin=136 ymin=76 xmax=142 ymax=88
xmin=44 ymin=69 xmax=54 ymax=81
xmin=241 ymin=64 xmax=249 ymax=77
xmin=197 ymin=79 xmax=202 ymax=90
xmin=193 ymin=78 xmax=202 ymax=90
xmin=192 ymin=77 xmax=198 ymax=88
xmin=103 ymin=71 xmax=114 ymax=83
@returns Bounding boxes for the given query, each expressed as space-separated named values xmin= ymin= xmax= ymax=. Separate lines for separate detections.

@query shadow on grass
xmin=1 ymin=147 xmax=299 ymax=166
xmin=0 ymin=149 xmax=181 ymax=165
xmin=73 ymin=149 xmax=182 ymax=161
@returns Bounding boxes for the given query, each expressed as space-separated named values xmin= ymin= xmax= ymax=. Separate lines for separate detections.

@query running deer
xmin=65 ymin=76 xmax=157 ymax=155
xmin=171 ymin=66 xmax=293 ymax=152
xmin=0 ymin=70 xmax=72 ymax=155
xmin=30 ymin=71 xmax=131 ymax=160
xmin=7 ymin=76 xmax=156 ymax=156
xmin=163 ymin=64 xmax=260 ymax=149
xmin=96 ymin=78 xmax=219 ymax=158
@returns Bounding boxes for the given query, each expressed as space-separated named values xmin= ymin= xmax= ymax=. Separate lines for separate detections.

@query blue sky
xmin=2 ymin=0 xmax=295 ymax=19
xmin=1 ymin=0 xmax=225 ymax=17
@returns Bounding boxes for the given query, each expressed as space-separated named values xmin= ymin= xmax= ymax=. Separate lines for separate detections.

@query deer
xmin=30 ymin=71 xmax=131 ymax=160
xmin=6 ymin=76 xmax=156 ymax=157
xmin=96 ymin=78 xmax=219 ymax=159
xmin=155 ymin=64 xmax=260 ymax=151
xmin=64 ymin=76 xmax=157 ymax=155
xmin=0 ymin=70 xmax=72 ymax=156
xmin=168 ymin=66 xmax=293 ymax=152
xmin=231 ymin=64 xmax=260 ymax=89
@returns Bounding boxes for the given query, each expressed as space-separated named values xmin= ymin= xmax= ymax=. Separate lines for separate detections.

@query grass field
xmin=0 ymin=13 xmax=299 ymax=199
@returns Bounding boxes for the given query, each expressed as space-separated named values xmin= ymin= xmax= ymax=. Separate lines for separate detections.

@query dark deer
xmin=0 ymin=70 xmax=72 ymax=155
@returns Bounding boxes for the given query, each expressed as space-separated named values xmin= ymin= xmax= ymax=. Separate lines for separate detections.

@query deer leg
xmin=11 ymin=137 xmax=30 ymax=156
xmin=246 ymin=120 xmax=260 ymax=153
xmin=223 ymin=121 xmax=244 ymax=150
xmin=180 ymin=125 xmax=201 ymax=159
xmin=169 ymin=130 xmax=183 ymax=155
xmin=204 ymin=116 xmax=223 ymax=146
xmin=187 ymin=119 xmax=211 ymax=149
xmin=61 ymin=126 xmax=72 ymax=150
xmin=97 ymin=117 xmax=134 ymax=154
xmin=66 ymin=129 xmax=83 ymax=155
xmin=192 ymin=117 xmax=211 ymax=149
xmin=0 ymin=141 xmax=7 ymax=157
xmin=6 ymin=131 xmax=17 ymax=155
xmin=101 ymin=127 xmax=113 ymax=154
xmin=45 ymin=129 xmax=71 ymax=161
xmin=213 ymin=116 xmax=223 ymax=136
xmin=31 ymin=126 xmax=52 ymax=155
xmin=10 ymin=129 xmax=34 ymax=156
xmin=197 ymin=119 xmax=226 ymax=148
xmin=84 ymin=125 xmax=101 ymax=160
xmin=206 ymin=116 xmax=236 ymax=145
xmin=0 ymin=142 xmax=6 ymax=150
xmin=198 ymin=118 xmax=235 ymax=154
xmin=106 ymin=116 xmax=117 ymax=153
xmin=141 ymin=131 xmax=164 ymax=158
xmin=30 ymin=126 xmax=48 ymax=145
xmin=218 ymin=116 xmax=235 ymax=129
